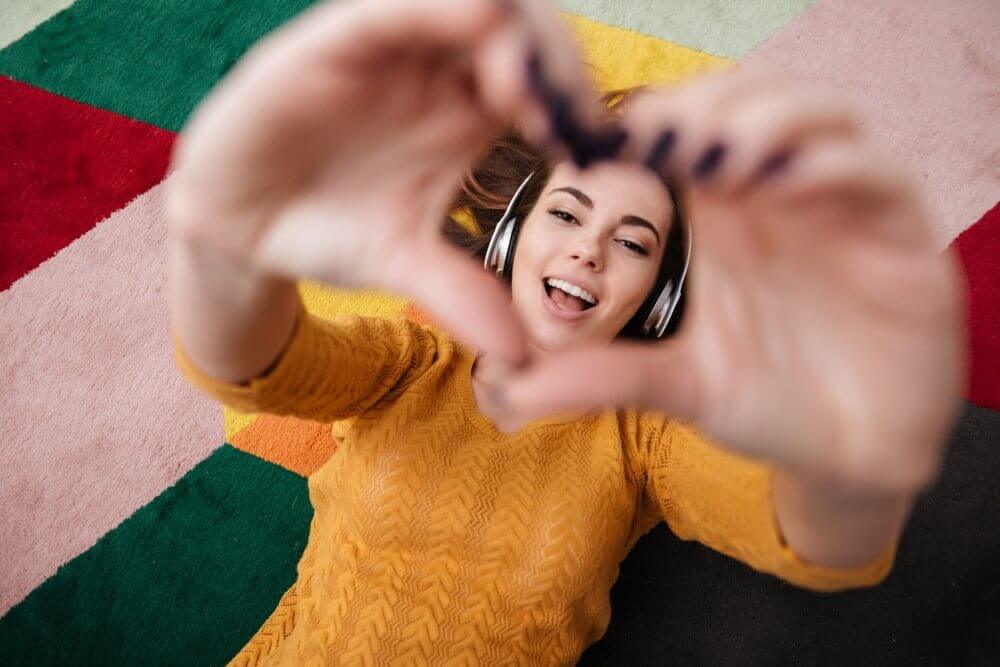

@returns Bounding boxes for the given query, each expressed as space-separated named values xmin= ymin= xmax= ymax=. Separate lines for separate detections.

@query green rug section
xmin=0 ymin=0 xmax=318 ymax=131
xmin=0 ymin=445 xmax=312 ymax=666
xmin=560 ymin=0 xmax=816 ymax=59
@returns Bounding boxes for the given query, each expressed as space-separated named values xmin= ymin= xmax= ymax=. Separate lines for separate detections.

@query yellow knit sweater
xmin=173 ymin=302 xmax=897 ymax=665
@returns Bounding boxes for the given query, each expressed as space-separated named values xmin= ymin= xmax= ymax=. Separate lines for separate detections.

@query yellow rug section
xmin=564 ymin=12 xmax=732 ymax=90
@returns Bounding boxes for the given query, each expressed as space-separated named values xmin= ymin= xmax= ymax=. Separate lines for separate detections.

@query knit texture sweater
xmin=173 ymin=302 xmax=897 ymax=665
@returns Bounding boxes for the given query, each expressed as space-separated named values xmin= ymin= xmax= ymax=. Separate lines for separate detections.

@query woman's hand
xmin=166 ymin=0 xmax=597 ymax=363
xmin=498 ymin=65 xmax=967 ymax=494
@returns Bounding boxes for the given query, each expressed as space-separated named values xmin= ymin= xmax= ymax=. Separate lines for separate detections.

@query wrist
xmin=828 ymin=436 xmax=946 ymax=497
xmin=772 ymin=466 xmax=916 ymax=568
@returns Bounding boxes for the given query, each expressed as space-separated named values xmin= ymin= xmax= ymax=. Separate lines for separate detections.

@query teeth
xmin=545 ymin=278 xmax=597 ymax=305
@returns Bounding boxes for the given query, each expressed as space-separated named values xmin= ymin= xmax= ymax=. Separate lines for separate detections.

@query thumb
xmin=498 ymin=341 xmax=703 ymax=422
xmin=383 ymin=238 xmax=530 ymax=366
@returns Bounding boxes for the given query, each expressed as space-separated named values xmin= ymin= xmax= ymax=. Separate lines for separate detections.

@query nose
xmin=569 ymin=236 xmax=604 ymax=272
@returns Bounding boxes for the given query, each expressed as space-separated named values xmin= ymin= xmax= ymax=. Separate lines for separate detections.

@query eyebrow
xmin=549 ymin=186 xmax=662 ymax=246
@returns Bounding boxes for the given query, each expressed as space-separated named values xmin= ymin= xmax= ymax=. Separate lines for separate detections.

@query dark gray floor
xmin=583 ymin=401 xmax=1000 ymax=666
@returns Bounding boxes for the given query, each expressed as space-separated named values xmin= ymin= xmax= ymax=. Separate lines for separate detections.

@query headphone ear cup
xmin=486 ymin=170 xmax=537 ymax=280
xmin=624 ymin=219 xmax=692 ymax=339
xmin=642 ymin=280 xmax=678 ymax=337
xmin=623 ymin=277 xmax=665 ymax=338
xmin=484 ymin=214 xmax=512 ymax=276
xmin=500 ymin=216 xmax=523 ymax=281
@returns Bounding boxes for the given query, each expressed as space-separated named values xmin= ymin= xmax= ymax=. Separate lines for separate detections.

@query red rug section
xmin=0 ymin=76 xmax=175 ymax=291
xmin=954 ymin=201 xmax=1000 ymax=411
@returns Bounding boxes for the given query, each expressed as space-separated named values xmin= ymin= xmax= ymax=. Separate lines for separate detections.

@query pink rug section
xmin=744 ymin=0 xmax=1000 ymax=247
xmin=0 ymin=181 xmax=223 ymax=614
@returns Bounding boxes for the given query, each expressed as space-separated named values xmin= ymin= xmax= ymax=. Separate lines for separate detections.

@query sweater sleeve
xmin=172 ymin=299 xmax=444 ymax=423
xmin=633 ymin=412 xmax=898 ymax=592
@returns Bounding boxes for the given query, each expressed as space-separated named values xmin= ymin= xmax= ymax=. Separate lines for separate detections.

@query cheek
xmin=607 ymin=262 xmax=659 ymax=317
xmin=509 ymin=242 xmax=536 ymax=313
xmin=510 ymin=222 xmax=547 ymax=289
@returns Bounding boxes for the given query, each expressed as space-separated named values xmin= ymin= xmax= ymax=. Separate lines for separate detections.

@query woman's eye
xmin=549 ymin=209 xmax=578 ymax=224
xmin=618 ymin=239 xmax=649 ymax=256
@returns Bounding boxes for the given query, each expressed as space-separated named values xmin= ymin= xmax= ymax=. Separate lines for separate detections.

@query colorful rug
xmin=2 ymin=0 xmax=998 ymax=663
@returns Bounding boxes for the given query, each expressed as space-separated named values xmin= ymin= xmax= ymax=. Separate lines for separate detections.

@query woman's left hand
xmin=498 ymin=65 xmax=967 ymax=494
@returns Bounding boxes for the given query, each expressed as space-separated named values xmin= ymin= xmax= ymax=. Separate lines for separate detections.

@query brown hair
xmin=442 ymin=86 xmax=688 ymax=339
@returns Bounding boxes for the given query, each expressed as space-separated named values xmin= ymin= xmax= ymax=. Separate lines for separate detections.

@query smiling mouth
xmin=543 ymin=278 xmax=598 ymax=312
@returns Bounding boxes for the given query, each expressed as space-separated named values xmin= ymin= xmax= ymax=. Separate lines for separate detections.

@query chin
xmin=514 ymin=298 xmax=622 ymax=351
xmin=526 ymin=321 xmax=604 ymax=352
xmin=522 ymin=321 xmax=568 ymax=353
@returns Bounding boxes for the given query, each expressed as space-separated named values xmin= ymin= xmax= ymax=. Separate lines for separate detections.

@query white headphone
xmin=483 ymin=171 xmax=693 ymax=338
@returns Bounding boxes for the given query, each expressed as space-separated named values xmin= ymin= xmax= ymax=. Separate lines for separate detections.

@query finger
xmin=382 ymin=238 xmax=530 ymax=366
xmin=498 ymin=0 xmax=626 ymax=167
xmin=473 ymin=24 xmax=596 ymax=168
xmin=746 ymin=136 xmax=934 ymax=247
xmin=762 ymin=139 xmax=905 ymax=201
xmin=497 ymin=341 xmax=702 ymax=423
xmin=507 ymin=0 xmax=602 ymax=119
xmin=474 ymin=17 xmax=553 ymax=146
xmin=618 ymin=63 xmax=790 ymax=178
xmin=693 ymin=90 xmax=863 ymax=198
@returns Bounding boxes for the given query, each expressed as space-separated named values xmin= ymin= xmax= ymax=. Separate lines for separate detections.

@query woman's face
xmin=510 ymin=160 xmax=674 ymax=351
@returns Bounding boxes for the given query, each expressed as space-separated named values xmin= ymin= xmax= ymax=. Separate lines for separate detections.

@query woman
xmin=167 ymin=0 xmax=965 ymax=663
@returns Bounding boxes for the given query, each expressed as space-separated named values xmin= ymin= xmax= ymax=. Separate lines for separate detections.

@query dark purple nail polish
xmin=643 ymin=129 xmax=676 ymax=172
xmin=756 ymin=149 xmax=793 ymax=179
xmin=692 ymin=142 xmax=727 ymax=180
xmin=526 ymin=49 xmax=546 ymax=97
xmin=571 ymin=126 xmax=629 ymax=169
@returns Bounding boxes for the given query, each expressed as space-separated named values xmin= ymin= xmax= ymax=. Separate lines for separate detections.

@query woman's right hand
xmin=166 ymin=0 xmax=600 ymax=363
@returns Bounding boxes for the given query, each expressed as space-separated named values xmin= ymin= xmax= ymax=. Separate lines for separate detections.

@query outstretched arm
xmin=630 ymin=416 xmax=899 ymax=593
xmin=169 ymin=225 xmax=302 ymax=385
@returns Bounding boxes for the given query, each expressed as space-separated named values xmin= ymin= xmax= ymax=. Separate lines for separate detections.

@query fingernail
xmin=756 ymin=149 xmax=793 ymax=180
xmin=526 ymin=54 xmax=574 ymax=150
xmin=526 ymin=49 xmax=548 ymax=100
xmin=548 ymin=94 xmax=628 ymax=169
xmin=692 ymin=142 xmax=727 ymax=180
xmin=571 ymin=126 xmax=628 ymax=169
xmin=643 ymin=129 xmax=677 ymax=172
